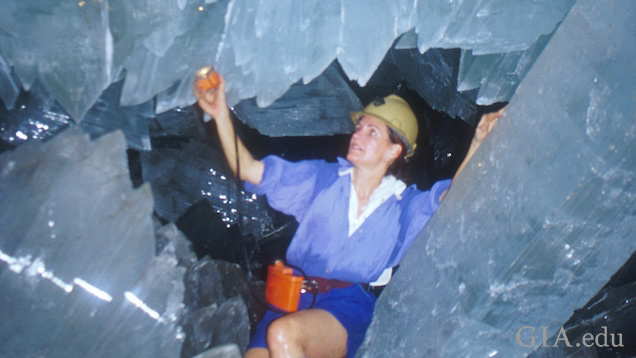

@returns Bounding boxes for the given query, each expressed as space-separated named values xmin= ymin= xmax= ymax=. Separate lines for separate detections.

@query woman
xmin=194 ymin=75 xmax=503 ymax=358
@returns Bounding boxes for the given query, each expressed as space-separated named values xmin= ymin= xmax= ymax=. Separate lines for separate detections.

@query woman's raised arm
xmin=193 ymin=74 xmax=264 ymax=185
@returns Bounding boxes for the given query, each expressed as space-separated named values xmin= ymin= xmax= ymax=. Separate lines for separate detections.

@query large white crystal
xmin=0 ymin=128 xmax=185 ymax=357
xmin=359 ymin=0 xmax=636 ymax=356
xmin=0 ymin=0 xmax=574 ymax=122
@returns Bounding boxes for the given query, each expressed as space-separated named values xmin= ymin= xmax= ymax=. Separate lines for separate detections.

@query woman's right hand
xmin=193 ymin=73 xmax=230 ymax=122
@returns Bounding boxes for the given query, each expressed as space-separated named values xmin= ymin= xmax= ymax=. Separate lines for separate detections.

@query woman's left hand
xmin=474 ymin=107 xmax=505 ymax=143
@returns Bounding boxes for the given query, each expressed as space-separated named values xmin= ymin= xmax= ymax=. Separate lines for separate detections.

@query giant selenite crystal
xmin=141 ymin=108 xmax=275 ymax=237
xmin=0 ymin=128 xmax=185 ymax=357
xmin=358 ymin=1 xmax=635 ymax=357
xmin=233 ymin=62 xmax=360 ymax=137
xmin=0 ymin=0 xmax=573 ymax=124
xmin=0 ymin=79 xmax=154 ymax=152
xmin=0 ymin=52 xmax=20 ymax=110
xmin=387 ymin=47 xmax=479 ymax=124
xmin=457 ymin=32 xmax=554 ymax=107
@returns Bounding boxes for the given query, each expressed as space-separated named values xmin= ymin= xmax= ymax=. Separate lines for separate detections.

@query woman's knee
xmin=266 ymin=316 xmax=302 ymax=354
xmin=265 ymin=310 xmax=348 ymax=357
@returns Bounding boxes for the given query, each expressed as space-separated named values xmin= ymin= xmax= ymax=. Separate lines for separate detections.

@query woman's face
xmin=346 ymin=115 xmax=401 ymax=169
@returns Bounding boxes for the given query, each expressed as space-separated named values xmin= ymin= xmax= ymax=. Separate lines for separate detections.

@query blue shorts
xmin=247 ymin=283 xmax=377 ymax=358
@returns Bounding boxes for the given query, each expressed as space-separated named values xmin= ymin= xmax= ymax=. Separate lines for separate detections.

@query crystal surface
xmin=183 ymin=256 xmax=265 ymax=328
xmin=0 ymin=79 xmax=154 ymax=152
xmin=193 ymin=344 xmax=242 ymax=358
xmin=337 ymin=0 xmax=415 ymax=87
xmin=205 ymin=295 xmax=250 ymax=353
xmin=529 ymin=277 xmax=636 ymax=357
xmin=2 ymin=1 xmax=632 ymax=356
xmin=0 ymin=1 xmax=113 ymax=120
xmin=0 ymin=52 xmax=20 ymax=110
xmin=0 ymin=81 xmax=73 ymax=146
xmin=233 ymin=62 xmax=360 ymax=137
xmin=457 ymin=32 xmax=554 ymax=106
xmin=80 ymin=80 xmax=154 ymax=151
xmin=387 ymin=47 xmax=479 ymax=123
xmin=140 ymin=114 xmax=274 ymax=236
xmin=184 ymin=257 xmax=227 ymax=312
xmin=0 ymin=128 xmax=185 ymax=357
xmin=181 ymin=296 xmax=250 ymax=356
xmin=359 ymin=0 xmax=636 ymax=356
xmin=156 ymin=223 xmax=198 ymax=269
xmin=117 ymin=0 xmax=228 ymax=109
xmin=181 ymin=256 xmax=256 ymax=356
xmin=414 ymin=0 xmax=575 ymax=54
xmin=0 ymin=0 xmax=574 ymax=125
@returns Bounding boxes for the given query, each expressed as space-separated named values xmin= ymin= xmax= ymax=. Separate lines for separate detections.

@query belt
xmin=303 ymin=276 xmax=355 ymax=293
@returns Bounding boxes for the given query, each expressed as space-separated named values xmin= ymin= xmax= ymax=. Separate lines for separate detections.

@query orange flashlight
xmin=195 ymin=66 xmax=220 ymax=91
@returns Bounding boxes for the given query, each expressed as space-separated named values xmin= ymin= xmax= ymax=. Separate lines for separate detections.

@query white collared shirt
xmin=339 ymin=167 xmax=406 ymax=285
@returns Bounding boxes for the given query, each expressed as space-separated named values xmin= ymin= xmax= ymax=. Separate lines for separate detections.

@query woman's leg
xmin=266 ymin=308 xmax=347 ymax=358
xmin=245 ymin=285 xmax=374 ymax=357
xmin=244 ymin=347 xmax=269 ymax=358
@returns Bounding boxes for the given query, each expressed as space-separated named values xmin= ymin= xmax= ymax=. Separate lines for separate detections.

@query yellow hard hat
xmin=350 ymin=94 xmax=418 ymax=158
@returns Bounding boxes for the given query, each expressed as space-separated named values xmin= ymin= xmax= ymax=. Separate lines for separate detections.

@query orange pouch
xmin=265 ymin=261 xmax=304 ymax=312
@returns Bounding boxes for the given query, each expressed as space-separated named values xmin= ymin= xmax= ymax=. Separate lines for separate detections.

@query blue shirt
xmin=245 ymin=155 xmax=451 ymax=283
